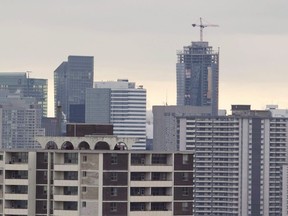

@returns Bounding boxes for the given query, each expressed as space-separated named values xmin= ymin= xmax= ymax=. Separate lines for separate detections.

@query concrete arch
xmin=45 ymin=141 xmax=58 ymax=150
xmin=94 ymin=141 xmax=110 ymax=150
xmin=114 ymin=141 xmax=128 ymax=150
xmin=61 ymin=141 xmax=74 ymax=150
xmin=78 ymin=141 xmax=90 ymax=150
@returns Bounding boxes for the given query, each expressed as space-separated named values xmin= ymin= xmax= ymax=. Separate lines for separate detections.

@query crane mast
xmin=192 ymin=17 xmax=219 ymax=41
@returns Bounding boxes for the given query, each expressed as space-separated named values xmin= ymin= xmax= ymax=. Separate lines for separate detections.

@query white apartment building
xmin=0 ymin=136 xmax=193 ymax=216
xmin=0 ymin=90 xmax=45 ymax=149
xmin=154 ymin=105 xmax=288 ymax=216
xmin=86 ymin=79 xmax=147 ymax=150
xmin=183 ymin=108 xmax=287 ymax=216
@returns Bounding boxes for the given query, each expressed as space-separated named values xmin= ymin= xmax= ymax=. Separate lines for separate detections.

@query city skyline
xmin=1 ymin=1 xmax=288 ymax=117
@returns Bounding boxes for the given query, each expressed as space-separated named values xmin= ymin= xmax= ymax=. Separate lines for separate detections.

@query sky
xmin=1 ymin=0 xmax=288 ymax=117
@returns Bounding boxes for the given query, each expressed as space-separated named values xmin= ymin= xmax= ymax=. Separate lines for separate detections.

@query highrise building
xmin=85 ymin=79 xmax=146 ymax=150
xmin=176 ymin=41 xmax=219 ymax=115
xmin=0 ymin=90 xmax=45 ymax=149
xmin=0 ymin=72 xmax=48 ymax=116
xmin=54 ymin=55 xmax=94 ymax=121
xmin=153 ymin=105 xmax=213 ymax=151
xmin=0 ymin=139 xmax=193 ymax=216
xmin=153 ymin=104 xmax=288 ymax=215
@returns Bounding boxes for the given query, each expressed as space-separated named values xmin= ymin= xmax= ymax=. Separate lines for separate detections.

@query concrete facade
xmin=0 ymin=90 xmax=45 ymax=149
xmin=155 ymin=106 xmax=288 ymax=215
xmin=152 ymin=105 xmax=212 ymax=151
xmin=0 ymin=149 xmax=193 ymax=216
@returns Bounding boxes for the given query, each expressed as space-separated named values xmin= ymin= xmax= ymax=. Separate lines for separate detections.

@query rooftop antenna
xmin=26 ymin=70 xmax=32 ymax=96
xmin=165 ymin=90 xmax=168 ymax=106
xmin=192 ymin=17 xmax=219 ymax=42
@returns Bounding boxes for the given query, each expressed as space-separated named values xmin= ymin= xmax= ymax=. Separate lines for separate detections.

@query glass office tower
xmin=0 ymin=72 xmax=48 ymax=116
xmin=54 ymin=56 xmax=94 ymax=121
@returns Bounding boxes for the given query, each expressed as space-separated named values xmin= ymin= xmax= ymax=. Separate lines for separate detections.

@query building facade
xmin=54 ymin=56 xmax=94 ymax=121
xmin=153 ymin=105 xmax=288 ymax=215
xmin=153 ymin=105 xmax=213 ymax=151
xmin=85 ymin=79 xmax=146 ymax=150
xmin=0 ymin=148 xmax=193 ymax=216
xmin=176 ymin=41 xmax=219 ymax=115
xmin=0 ymin=90 xmax=45 ymax=149
xmin=0 ymin=72 xmax=48 ymax=117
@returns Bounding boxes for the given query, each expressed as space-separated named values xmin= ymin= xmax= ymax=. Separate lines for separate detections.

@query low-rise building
xmin=0 ymin=137 xmax=193 ymax=216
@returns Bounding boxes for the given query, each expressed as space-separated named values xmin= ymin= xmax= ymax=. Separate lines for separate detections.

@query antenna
xmin=165 ymin=90 xmax=168 ymax=106
xmin=26 ymin=71 xmax=32 ymax=97
xmin=192 ymin=17 xmax=219 ymax=41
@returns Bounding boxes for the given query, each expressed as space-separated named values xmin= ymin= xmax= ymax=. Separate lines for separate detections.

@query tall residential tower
xmin=54 ymin=55 xmax=94 ymax=121
xmin=176 ymin=41 xmax=219 ymax=115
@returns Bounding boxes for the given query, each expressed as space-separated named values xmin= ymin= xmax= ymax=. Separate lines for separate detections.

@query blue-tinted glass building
xmin=54 ymin=56 xmax=94 ymax=121
xmin=0 ymin=72 xmax=48 ymax=116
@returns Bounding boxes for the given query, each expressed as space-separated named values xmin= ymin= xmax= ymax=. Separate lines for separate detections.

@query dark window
xmin=111 ymin=154 xmax=118 ymax=165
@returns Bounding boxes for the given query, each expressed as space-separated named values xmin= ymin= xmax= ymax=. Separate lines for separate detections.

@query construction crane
xmin=192 ymin=17 xmax=219 ymax=42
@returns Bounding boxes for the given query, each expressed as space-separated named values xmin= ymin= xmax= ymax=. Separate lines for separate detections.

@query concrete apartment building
xmin=153 ymin=105 xmax=213 ymax=151
xmin=0 ymin=136 xmax=193 ymax=216
xmin=153 ymin=105 xmax=288 ymax=215
xmin=176 ymin=41 xmax=219 ymax=115
xmin=0 ymin=72 xmax=48 ymax=117
xmin=86 ymin=79 xmax=147 ymax=150
xmin=54 ymin=56 xmax=94 ymax=122
xmin=0 ymin=90 xmax=45 ymax=149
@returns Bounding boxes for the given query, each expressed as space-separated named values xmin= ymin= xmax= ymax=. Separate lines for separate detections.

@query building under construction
xmin=176 ymin=41 xmax=219 ymax=115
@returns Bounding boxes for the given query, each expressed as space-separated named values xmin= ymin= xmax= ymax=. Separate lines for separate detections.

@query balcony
xmin=130 ymin=165 xmax=173 ymax=172
xmin=130 ymin=180 xmax=173 ymax=187
xmin=129 ymin=211 xmax=173 ymax=216
xmin=54 ymin=180 xmax=78 ymax=187
xmin=130 ymin=195 xmax=173 ymax=202
xmin=54 ymin=209 xmax=78 ymax=216
xmin=4 ymin=193 xmax=28 ymax=200
xmin=54 ymin=164 xmax=79 ymax=171
xmin=5 ymin=178 xmax=29 ymax=185
xmin=5 ymin=163 xmax=29 ymax=170
xmin=54 ymin=194 xmax=78 ymax=202
xmin=4 ymin=208 xmax=28 ymax=215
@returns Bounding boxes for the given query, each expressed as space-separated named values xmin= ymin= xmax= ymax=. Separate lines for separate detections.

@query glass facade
xmin=0 ymin=72 xmax=48 ymax=116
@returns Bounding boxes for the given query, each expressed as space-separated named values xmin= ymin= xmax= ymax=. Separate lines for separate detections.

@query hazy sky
xmin=1 ymin=0 xmax=288 ymax=116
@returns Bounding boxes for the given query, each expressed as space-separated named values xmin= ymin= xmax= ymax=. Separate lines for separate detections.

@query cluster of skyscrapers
xmin=0 ymin=31 xmax=288 ymax=216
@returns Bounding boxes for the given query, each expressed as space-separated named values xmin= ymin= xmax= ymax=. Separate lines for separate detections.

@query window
xmin=43 ymin=171 xmax=47 ymax=180
xmin=110 ymin=172 xmax=118 ymax=181
xmin=82 ymin=187 xmax=87 ymax=193
xmin=152 ymin=154 xmax=167 ymax=164
xmin=111 ymin=154 xmax=118 ymax=165
xmin=64 ymin=153 xmax=78 ymax=164
xmin=182 ymin=187 xmax=189 ymax=196
xmin=183 ymin=154 xmax=189 ymax=164
xmin=43 ymin=186 xmax=47 ymax=194
xmin=44 ymin=153 xmax=48 ymax=163
xmin=83 ymin=156 xmax=87 ymax=162
xmin=182 ymin=202 xmax=189 ymax=211
xmin=83 ymin=171 xmax=87 ymax=177
xmin=111 ymin=188 xmax=117 ymax=196
xmin=110 ymin=203 xmax=117 ymax=212
xmin=82 ymin=202 xmax=86 ymax=208
xmin=64 ymin=171 xmax=78 ymax=180
xmin=182 ymin=172 xmax=189 ymax=181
